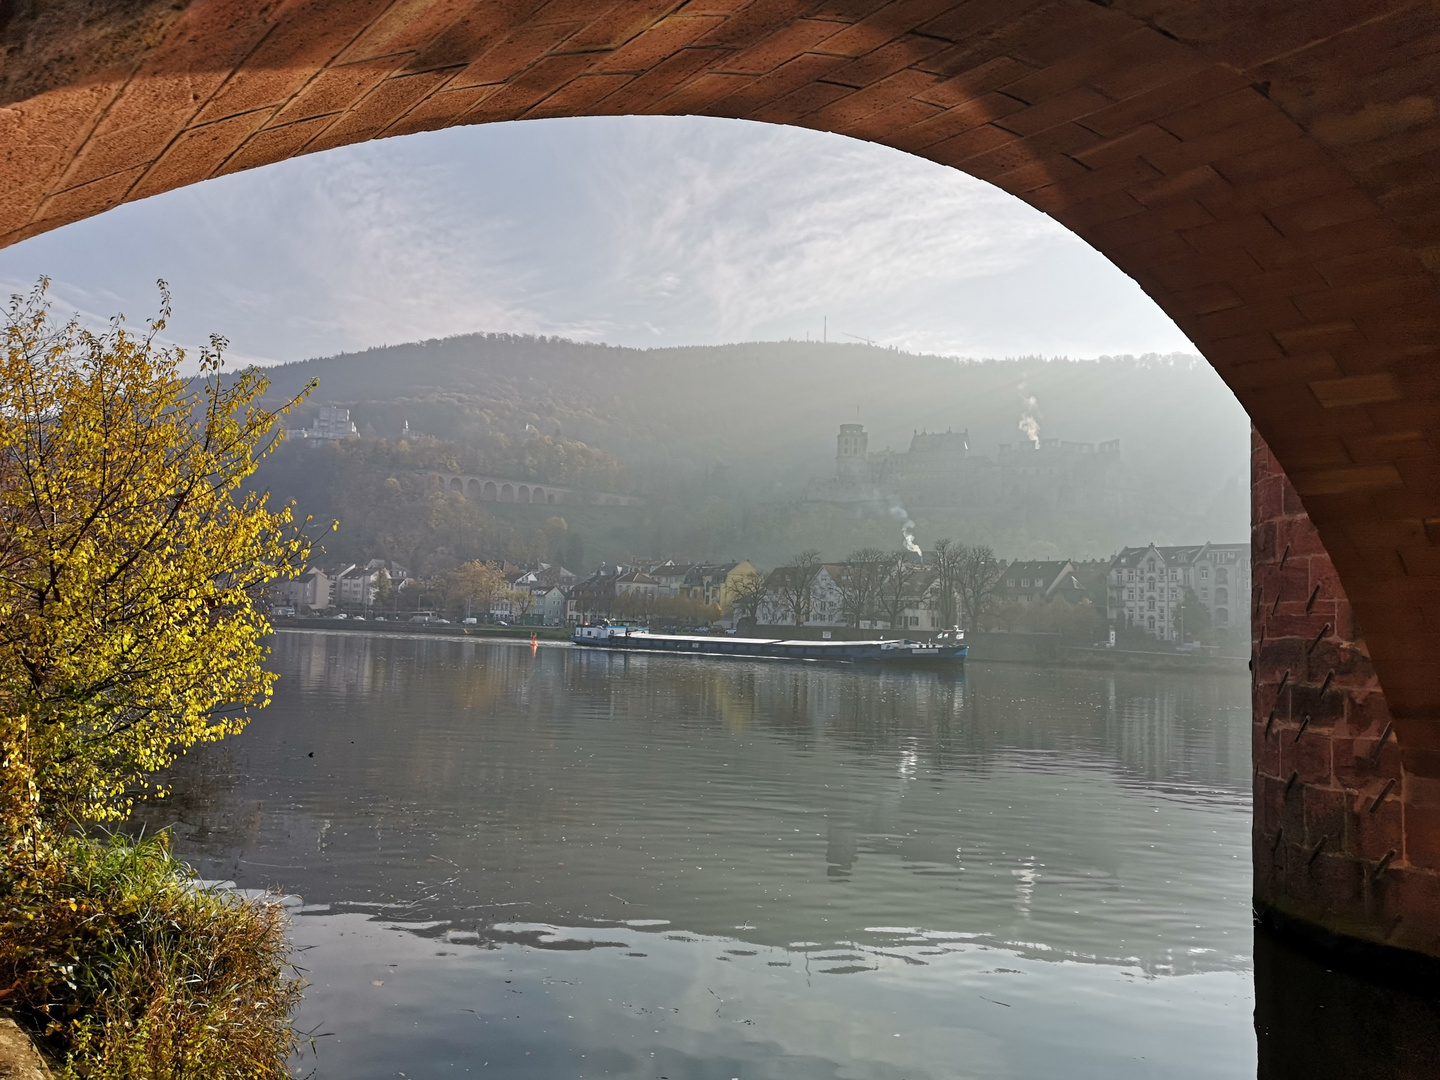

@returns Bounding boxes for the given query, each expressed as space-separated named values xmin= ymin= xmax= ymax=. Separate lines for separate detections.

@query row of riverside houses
xmin=754 ymin=561 xmax=946 ymax=631
xmin=272 ymin=559 xmax=578 ymax=625
xmin=987 ymin=544 xmax=1250 ymax=642
xmin=570 ymin=546 xmax=1249 ymax=638
xmin=503 ymin=562 xmax=576 ymax=625
xmin=270 ymin=559 xmax=411 ymax=615
xmin=566 ymin=560 xmax=761 ymax=625
xmin=271 ymin=543 xmax=1249 ymax=640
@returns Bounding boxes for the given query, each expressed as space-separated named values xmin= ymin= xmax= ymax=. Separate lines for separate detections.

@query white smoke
xmin=1017 ymin=381 xmax=1041 ymax=448
xmin=891 ymin=505 xmax=922 ymax=558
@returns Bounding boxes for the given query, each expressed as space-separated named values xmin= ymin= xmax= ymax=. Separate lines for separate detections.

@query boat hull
xmin=569 ymin=628 xmax=966 ymax=665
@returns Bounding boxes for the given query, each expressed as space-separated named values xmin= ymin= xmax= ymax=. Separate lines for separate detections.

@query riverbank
xmin=0 ymin=832 xmax=299 ymax=1079
xmin=273 ymin=617 xmax=572 ymax=641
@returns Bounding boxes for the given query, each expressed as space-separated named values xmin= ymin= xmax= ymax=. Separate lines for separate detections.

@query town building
xmin=512 ymin=563 xmax=577 ymax=591
xmin=507 ymin=564 xmax=576 ymax=625
xmin=566 ymin=572 xmax=620 ymax=625
xmin=757 ymin=565 xmax=845 ymax=626
xmin=898 ymin=569 xmax=946 ymax=631
xmin=641 ymin=561 xmax=688 ymax=598
xmin=272 ymin=567 xmax=331 ymax=614
xmin=1106 ymin=542 xmax=1251 ymax=641
xmin=994 ymin=561 xmax=1091 ymax=606
xmin=615 ymin=571 xmax=661 ymax=603
xmin=756 ymin=561 xmax=946 ymax=630
xmin=533 ymin=586 xmax=567 ymax=626
xmin=331 ymin=559 xmax=410 ymax=610
xmin=683 ymin=561 xmax=761 ymax=609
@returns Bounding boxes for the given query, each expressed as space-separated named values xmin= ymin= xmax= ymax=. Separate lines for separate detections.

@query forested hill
xmin=257 ymin=334 xmax=1250 ymax=515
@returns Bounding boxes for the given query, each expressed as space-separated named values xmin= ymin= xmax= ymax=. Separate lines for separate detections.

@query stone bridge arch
xmin=5 ymin=0 xmax=1440 ymax=962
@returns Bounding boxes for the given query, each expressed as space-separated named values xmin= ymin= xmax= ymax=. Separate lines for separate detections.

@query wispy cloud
xmin=0 ymin=115 xmax=1194 ymax=364
xmin=591 ymin=119 xmax=1066 ymax=345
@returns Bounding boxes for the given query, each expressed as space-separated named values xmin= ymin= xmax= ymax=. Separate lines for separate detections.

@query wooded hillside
xmin=252 ymin=336 xmax=1252 ymax=569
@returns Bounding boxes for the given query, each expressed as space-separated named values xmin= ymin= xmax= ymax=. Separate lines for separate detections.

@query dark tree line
xmin=931 ymin=539 xmax=1003 ymax=630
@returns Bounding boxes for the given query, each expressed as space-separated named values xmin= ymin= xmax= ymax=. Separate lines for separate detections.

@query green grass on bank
xmin=0 ymin=832 xmax=301 ymax=1079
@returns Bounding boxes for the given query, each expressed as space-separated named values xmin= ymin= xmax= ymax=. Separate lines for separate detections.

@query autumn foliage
xmin=0 ymin=281 xmax=312 ymax=831
xmin=0 ymin=282 xmax=310 ymax=1077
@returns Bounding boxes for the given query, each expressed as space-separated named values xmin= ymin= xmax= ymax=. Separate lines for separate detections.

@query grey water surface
xmin=141 ymin=630 xmax=1257 ymax=1079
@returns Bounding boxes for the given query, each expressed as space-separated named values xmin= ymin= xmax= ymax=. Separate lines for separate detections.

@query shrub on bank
xmin=0 ymin=283 xmax=311 ymax=1075
xmin=0 ymin=833 xmax=301 ymax=1079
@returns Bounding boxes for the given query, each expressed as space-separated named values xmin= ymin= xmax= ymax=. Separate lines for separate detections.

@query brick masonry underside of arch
xmin=4 ymin=0 xmax=1440 ymax=960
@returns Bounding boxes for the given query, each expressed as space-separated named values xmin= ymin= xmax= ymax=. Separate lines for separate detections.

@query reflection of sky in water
xmin=288 ymin=913 xmax=1251 ymax=1079
xmin=141 ymin=631 xmax=1256 ymax=1078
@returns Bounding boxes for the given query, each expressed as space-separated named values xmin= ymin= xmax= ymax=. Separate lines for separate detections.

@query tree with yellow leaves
xmin=444 ymin=559 xmax=506 ymax=621
xmin=0 ymin=280 xmax=314 ymax=831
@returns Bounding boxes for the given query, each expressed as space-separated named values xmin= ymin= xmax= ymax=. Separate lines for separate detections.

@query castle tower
xmin=836 ymin=423 xmax=868 ymax=484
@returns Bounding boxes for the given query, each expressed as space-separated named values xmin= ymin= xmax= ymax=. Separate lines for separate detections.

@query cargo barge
xmin=571 ymin=625 xmax=966 ymax=665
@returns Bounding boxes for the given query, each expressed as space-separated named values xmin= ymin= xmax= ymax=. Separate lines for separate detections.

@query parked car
xmin=462 ymin=617 xmax=478 ymax=625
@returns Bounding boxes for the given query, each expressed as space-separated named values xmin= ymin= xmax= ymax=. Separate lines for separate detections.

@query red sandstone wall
xmin=1252 ymin=431 xmax=1440 ymax=957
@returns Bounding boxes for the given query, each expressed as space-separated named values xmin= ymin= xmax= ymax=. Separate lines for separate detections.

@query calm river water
xmin=146 ymin=630 xmax=1265 ymax=1078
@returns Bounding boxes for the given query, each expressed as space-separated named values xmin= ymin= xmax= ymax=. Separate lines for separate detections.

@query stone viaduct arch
xmin=424 ymin=470 xmax=641 ymax=506
xmin=4 ymin=0 xmax=1440 ymax=962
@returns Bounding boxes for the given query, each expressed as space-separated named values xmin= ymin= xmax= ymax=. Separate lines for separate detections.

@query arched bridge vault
xmin=5 ymin=0 xmax=1440 ymax=960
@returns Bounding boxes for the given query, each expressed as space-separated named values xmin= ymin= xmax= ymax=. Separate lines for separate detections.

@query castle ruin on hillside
xmin=804 ymin=423 xmax=1124 ymax=515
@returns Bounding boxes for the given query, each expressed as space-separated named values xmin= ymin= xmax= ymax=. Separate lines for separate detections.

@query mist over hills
xmin=255 ymin=335 xmax=1250 ymax=568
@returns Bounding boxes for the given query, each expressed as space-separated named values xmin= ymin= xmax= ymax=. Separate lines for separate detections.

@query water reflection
xmin=140 ymin=630 xmax=1261 ymax=1078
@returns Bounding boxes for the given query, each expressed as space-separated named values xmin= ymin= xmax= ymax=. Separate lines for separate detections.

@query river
xmin=142 ymin=630 xmax=1265 ymax=1078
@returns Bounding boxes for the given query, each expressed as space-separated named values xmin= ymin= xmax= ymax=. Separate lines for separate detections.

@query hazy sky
xmin=0 ymin=115 xmax=1195 ymax=367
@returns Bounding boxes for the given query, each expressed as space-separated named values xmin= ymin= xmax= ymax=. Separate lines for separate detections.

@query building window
xmin=1200 ymin=568 xmax=1209 ymax=579
xmin=1216 ymin=567 xmax=1229 ymax=584
xmin=1216 ymin=607 xmax=1229 ymax=623
xmin=1216 ymin=587 xmax=1228 ymax=605
xmin=1020 ymin=579 xmax=1030 ymax=588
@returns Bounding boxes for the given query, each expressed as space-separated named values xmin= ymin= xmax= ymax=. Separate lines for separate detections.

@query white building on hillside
xmin=286 ymin=405 xmax=357 ymax=441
